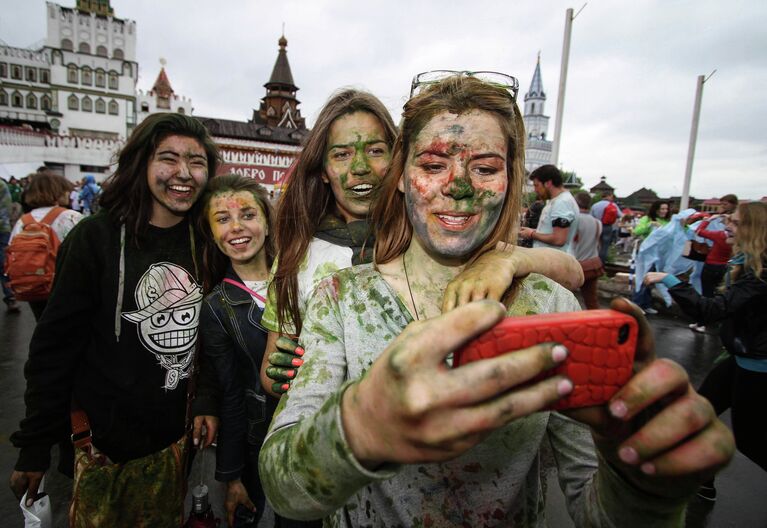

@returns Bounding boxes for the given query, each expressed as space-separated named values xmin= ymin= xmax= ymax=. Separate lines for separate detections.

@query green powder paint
xmin=532 ymin=280 xmax=551 ymax=292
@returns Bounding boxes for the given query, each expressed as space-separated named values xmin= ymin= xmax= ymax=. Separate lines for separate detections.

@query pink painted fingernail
xmin=291 ymin=358 xmax=304 ymax=367
xmin=557 ymin=378 xmax=573 ymax=396
xmin=609 ymin=400 xmax=627 ymax=419
xmin=552 ymin=345 xmax=568 ymax=362
xmin=619 ymin=446 xmax=639 ymax=464
xmin=640 ymin=462 xmax=656 ymax=475
xmin=294 ymin=346 xmax=305 ymax=357
xmin=281 ymin=383 xmax=290 ymax=391
xmin=286 ymin=369 xmax=296 ymax=378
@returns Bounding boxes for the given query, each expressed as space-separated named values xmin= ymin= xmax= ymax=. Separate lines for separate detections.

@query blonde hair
xmin=373 ymin=75 xmax=525 ymax=264
xmin=733 ymin=202 xmax=767 ymax=279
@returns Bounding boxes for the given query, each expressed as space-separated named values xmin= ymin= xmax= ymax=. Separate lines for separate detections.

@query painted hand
xmin=442 ymin=249 xmax=517 ymax=311
xmin=341 ymin=300 xmax=574 ymax=469
xmin=192 ymin=415 xmax=219 ymax=448
xmin=518 ymin=227 xmax=534 ymax=239
xmin=266 ymin=336 xmax=304 ymax=394
xmin=567 ymin=298 xmax=735 ymax=499
xmin=225 ymin=479 xmax=256 ymax=528
xmin=643 ymin=272 xmax=668 ymax=286
xmin=9 ymin=470 xmax=45 ymax=507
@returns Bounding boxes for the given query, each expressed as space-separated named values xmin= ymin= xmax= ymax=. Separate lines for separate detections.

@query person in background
xmin=79 ymin=174 xmax=100 ymax=215
xmin=644 ymin=201 xmax=767 ymax=501
xmin=0 ymin=177 xmax=20 ymax=312
xmin=518 ymin=198 xmax=544 ymax=248
xmin=631 ymin=200 xmax=672 ymax=314
xmin=573 ymin=191 xmax=603 ymax=309
xmin=687 ymin=194 xmax=738 ymax=332
xmin=519 ymin=164 xmax=579 ymax=255
xmin=8 ymin=172 xmax=83 ymax=320
xmin=259 ymin=72 xmax=733 ymax=527
xmin=616 ymin=213 xmax=636 ymax=253
xmin=590 ymin=190 xmax=619 ymax=264
xmin=70 ymin=182 xmax=82 ymax=212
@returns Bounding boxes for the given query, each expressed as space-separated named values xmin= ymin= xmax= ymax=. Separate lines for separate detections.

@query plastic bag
xmin=19 ymin=476 xmax=52 ymax=528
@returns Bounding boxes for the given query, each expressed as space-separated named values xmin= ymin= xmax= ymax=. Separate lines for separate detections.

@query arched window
xmin=26 ymin=68 xmax=37 ymax=82
xmin=95 ymin=98 xmax=105 ymax=114
xmin=78 ymin=42 xmax=90 ymax=54
xmin=113 ymin=48 xmax=124 ymax=60
xmin=177 ymin=107 xmax=185 ymax=115
xmin=68 ymin=94 xmax=79 ymax=110
xmin=0 ymin=90 xmax=8 ymax=106
xmin=108 ymin=71 xmax=119 ymax=89
xmin=81 ymin=66 xmax=92 ymax=86
xmin=40 ymin=69 xmax=50 ymax=83
xmin=26 ymin=93 xmax=37 ymax=109
xmin=11 ymin=91 xmax=23 ymax=107
xmin=140 ymin=102 xmax=149 ymax=112
xmin=108 ymin=99 xmax=119 ymax=115
xmin=531 ymin=103 xmax=535 ymax=114
xmin=11 ymin=65 xmax=22 ymax=80
xmin=82 ymin=95 xmax=92 ymax=112
xmin=96 ymin=45 xmax=108 ymax=57
xmin=122 ymin=62 xmax=131 ymax=77
xmin=95 ymin=68 xmax=106 ymax=87
xmin=67 ymin=64 xmax=78 ymax=84
xmin=61 ymin=39 xmax=73 ymax=51
xmin=41 ymin=95 xmax=52 ymax=111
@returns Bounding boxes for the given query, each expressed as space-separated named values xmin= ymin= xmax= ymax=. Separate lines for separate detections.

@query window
xmin=177 ymin=107 xmax=185 ymax=115
xmin=108 ymin=99 xmax=118 ymax=115
xmin=0 ymin=90 xmax=7 ymax=105
xmin=81 ymin=66 xmax=92 ymax=86
xmin=95 ymin=98 xmax=105 ymax=114
xmin=0 ymin=62 xmax=6 ymax=78
xmin=140 ymin=102 xmax=149 ymax=112
xmin=96 ymin=45 xmax=108 ymax=57
xmin=41 ymin=95 xmax=52 ymax=111
xmin=11 ymin=65 xmax=22 ymax=80
xmin=95 ymin=68 xmax=105 ymax=87
xmin=113 ymin=48 xmax=124 ymax=60
xmin=122 ymin=62 xmax=131 ymax=77
xmin=26 ymin=67 xmax=37 ymax=82
xmin=12 ymin=91 xmax=23 ymax=107
xmin=108 ymin=71 xmax=118 ymax=89
xmin=68 ymin=94 xmax=79 ymax=110
xmin=26 ymin=93 xmax=37 ymax=109
xmin=67 ymin=64 xmax=78 ymax=83
xmin=79 ymin=42 xmax=91 ymax=54
xmin=81 ymin=95 xmax=92 ymax=112
xmin=40 ymin=69 xmax=50 ymax=83
xmin=61 ymin=39 xmax=73 ymax=51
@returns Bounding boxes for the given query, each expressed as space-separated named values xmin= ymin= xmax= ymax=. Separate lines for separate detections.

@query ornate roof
xmin=151 ymin=67 xmax=174 ymax=99
xmin=266 ymin=34 xmax=296 ymax=89
xmin=524 ymin=53 xmax=545 ymax=101
xmin=196 ymin=116 xmax=308 ymax=146
xmin=589 ymin=176 xmax=614 ymax=193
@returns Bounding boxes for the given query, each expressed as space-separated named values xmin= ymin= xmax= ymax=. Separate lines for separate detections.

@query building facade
xmin=523 ymin=55 xmax=552 ymax=174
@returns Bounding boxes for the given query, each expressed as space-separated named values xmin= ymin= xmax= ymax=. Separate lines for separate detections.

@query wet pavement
xmin=2 ymin=296 xmax=766 ymax=527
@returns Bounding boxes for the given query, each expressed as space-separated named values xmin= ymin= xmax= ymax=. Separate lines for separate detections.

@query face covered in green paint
xmin=322 ymin=111 xmax=391 ymax=222
xmin=399 ymin=109 xmax=508 ymax=260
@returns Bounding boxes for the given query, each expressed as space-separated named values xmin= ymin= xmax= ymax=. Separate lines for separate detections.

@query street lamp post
xmin=680 ymin=70 xmax=716 ymax=211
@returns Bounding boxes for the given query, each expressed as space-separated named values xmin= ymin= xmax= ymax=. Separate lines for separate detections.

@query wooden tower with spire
xmin=252 ymin=34 xmax=306 ymax=130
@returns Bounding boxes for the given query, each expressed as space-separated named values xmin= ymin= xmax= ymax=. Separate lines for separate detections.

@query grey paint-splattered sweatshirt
xmin=260 ymin=265 xmax=687 ymax=527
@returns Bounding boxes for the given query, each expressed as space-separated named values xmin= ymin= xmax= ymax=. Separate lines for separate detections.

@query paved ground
xmin=1 ymin=285 xmax=765 ymax=527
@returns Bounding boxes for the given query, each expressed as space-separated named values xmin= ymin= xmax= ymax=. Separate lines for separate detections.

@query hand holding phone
xmin=453 ymin=309 xmax=638 ymax=410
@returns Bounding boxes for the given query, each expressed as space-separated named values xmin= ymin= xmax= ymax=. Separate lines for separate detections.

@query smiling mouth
xmin=168 ymin=184 xmax=194 ymax=197
xmin=434 ymin=213 xmax=477 ymax=230
xmin=229 ymin=236 xmax=251 ymax=247
xmin=348 ymin=184 xmax=375 ymax=197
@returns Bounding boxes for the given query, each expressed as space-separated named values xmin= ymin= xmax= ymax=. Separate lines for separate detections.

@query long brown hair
xmin=373 ymin=75 xmax=526 ymax=265
xmin=99 ymin=113 xmax=220 ymax=246
xmin=733 ymin=202 xmax=767 ymax=279
xmin=273 ymin=89 xmax=396 ymax=334
xmin=198 ymin=173 xmax=276 ymax=293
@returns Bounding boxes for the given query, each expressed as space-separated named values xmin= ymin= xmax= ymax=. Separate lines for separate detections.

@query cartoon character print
xmin=122 ymin=262 xmax=203 ymax=390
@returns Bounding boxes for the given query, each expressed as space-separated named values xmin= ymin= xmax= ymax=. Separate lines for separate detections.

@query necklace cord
xmin=402 ymin=254 xmax=420 ymax=321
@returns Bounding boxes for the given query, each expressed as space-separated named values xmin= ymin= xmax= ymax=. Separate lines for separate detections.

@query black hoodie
xmin=11 ymin=211 xmax=217 ymax=471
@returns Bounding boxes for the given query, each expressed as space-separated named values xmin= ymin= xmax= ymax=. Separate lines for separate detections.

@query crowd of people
xmin=2 ymin=70 xmax=763 ymax=528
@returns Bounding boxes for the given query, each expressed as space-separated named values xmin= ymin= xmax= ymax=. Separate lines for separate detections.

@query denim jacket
xmin=200 ymin=267 xmax=277 ymax=482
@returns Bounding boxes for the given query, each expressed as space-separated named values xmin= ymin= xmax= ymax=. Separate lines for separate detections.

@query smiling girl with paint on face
xmin=197 ymin=174 xmax=287 ymax=527
xmin=260 ymin=91 xmax=586 ymax=396
xmin=258 ymin=73 xmax=734 ymax=527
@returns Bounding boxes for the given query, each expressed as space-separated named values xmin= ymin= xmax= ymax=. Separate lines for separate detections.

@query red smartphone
xmin=453 ymin=309 xmax=638 ymax=410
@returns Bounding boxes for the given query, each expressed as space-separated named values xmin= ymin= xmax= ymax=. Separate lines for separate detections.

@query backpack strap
xmin=40 ymin=206 xmax=67 ymax=226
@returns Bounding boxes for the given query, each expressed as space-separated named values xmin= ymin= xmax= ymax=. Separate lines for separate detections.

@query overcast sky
xmin=2 ymin=0 xmax=765 ymax=200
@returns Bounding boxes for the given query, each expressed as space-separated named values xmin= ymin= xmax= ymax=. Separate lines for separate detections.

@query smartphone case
xmin=453 ymin=309 xmax=638 ymax=410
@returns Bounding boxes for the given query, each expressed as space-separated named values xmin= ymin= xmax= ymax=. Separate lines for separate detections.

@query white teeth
xmin=169 ymin=185 xmax=192 ymax=193
xmin=349 ymin=184 xmax=374 ymax=196
xmin=230 ymin=237 xmax=250 ymax=244
xmin=436 ymin=214 xmax=470 ymax=225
